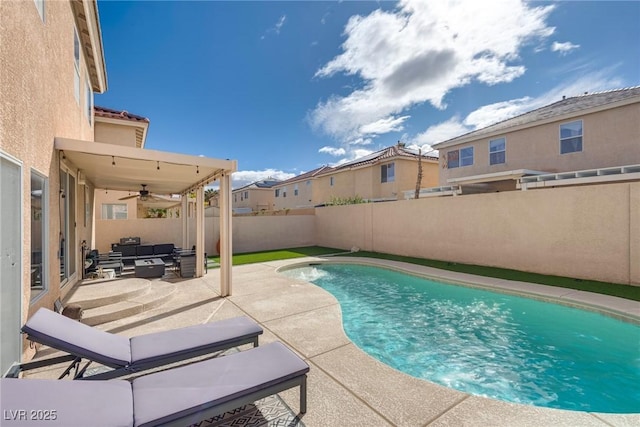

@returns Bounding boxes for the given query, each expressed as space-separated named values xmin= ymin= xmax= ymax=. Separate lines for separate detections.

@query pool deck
xmin=27 ymin=256 xmax=640 ymax=426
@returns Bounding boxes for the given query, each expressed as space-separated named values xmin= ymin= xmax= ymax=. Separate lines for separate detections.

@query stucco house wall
xmin=314 ymin=157 xmax=439 ymax=204
xmin=436 ymin=94 xmax=640 ymax=186
xmin=94 ymin=121 xmax=138 ymax=146
xmin=232 ymin=187 xmax=275 ymax=211
xmin=1 ymin=0 xmax=102 ymax=365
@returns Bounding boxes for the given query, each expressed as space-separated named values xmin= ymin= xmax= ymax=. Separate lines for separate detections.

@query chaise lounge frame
xmin=1 ymin=342 xmax=309 ymax=426
xmin=9 ymin=308 xmax=263 ymax=380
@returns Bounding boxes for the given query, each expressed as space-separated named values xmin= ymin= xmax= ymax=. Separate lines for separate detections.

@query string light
xmin=61 ymin=150 xmax=66 ymax=160
xmin=111 ymin=156 xmax=116 ymax=166
xmin=196 ymin=166 xmax=199 ymax=174
xmin=157 ymin=161 xmax=160 ymax=171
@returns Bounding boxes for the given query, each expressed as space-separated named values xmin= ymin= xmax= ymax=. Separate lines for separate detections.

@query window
xmin=34 ymin=0 xmax=44 ymax=21
xmin=560 ymin=120 xmax=583 ymax=154
xmin=282 ymin=186 xmax=287 ymax=198
xmin=381 ymin=162 xmax=395 ymax=183
xmin=294 ymin=184 xmax=299 ymax=196
xmin=73 ymin=27 xmax=80 ymax=104
xmin=330 ymin=177 xmax=335 ymax=186
xmin=244 ymin=191 xmax=248 ymax=199
xmin=460 ymin=147 xmax=474 ymax=167
xmin=31 ymin=171 xmax=47 ymax=299
xmin=233 ymin=194 xmax=237 ymax=202
xmin=275 ymin=189 xmax=280 ymax=197
xmin=101 ymin=204 xmax=128 ymax=220
xmin=447 ymin=150 xmax=459 ymax=168
xmin=85 ymin=77 xmax=93 ymax=124
xmin=489 ymin=138 xmax=506 ymax=165
xmin=306 ymin=180 xmax=311 ymax=186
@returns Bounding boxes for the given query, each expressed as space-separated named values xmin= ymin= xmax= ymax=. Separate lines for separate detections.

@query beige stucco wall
xmin=233 ymin=188 xmax=275 ymax=211
xmin=274 ymin=180 xmax=315 ymax=210
xmin=94 ymin=121 xmax=137 ymax=147
xmin=438 ymin=103 xmax=640 ymax=185
xmin=1 ymin=0 xmax=98 ymax=362
xmin=314 ymin=158 xmax=439 ymax=204
xmin=315 ymin=182 xmax=639 ymax=285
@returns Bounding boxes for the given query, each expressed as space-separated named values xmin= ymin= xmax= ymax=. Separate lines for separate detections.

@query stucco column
xmin=219 ymin=173 xmax=233 ymax=296
xmin=195 ymin=185 xmax=205 ymax=277
xmin=181 ymin=194 xmax=188 ymax=250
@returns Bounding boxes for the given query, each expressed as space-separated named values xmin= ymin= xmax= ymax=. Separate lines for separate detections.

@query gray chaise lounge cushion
xmin=0 ymin=378 xmax=133 ymax=427
xmin=1 ymin=342 xmax=309 ymax=427
xmin=22 ymin=308 xmax=263 ymax=370
xmin=133 ymin=341 xmax=309 ymax=426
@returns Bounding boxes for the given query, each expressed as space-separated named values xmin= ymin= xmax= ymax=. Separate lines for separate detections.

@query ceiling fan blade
xmin=118 ymin=194 xmax=140 ymax=200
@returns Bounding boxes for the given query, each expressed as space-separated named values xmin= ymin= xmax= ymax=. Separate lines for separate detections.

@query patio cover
xmin=54 ymin=137 xmax=236 ymax=296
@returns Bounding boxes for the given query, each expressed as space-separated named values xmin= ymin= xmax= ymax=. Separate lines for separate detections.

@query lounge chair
xmin=11 ymin=308 xmax=263 ymax=380
xmin=1 ymin=341 xmax=309 ymax=426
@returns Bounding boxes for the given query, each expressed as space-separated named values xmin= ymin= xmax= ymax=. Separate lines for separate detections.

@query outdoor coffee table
xmin=134 ymin=258 xmax=165 ymax=278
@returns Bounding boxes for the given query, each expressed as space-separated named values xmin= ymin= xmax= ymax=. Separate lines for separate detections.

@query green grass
xmin=210 ymin=246 xmax=640 ymax=301
xmin=209 ymin=246 xmax=341 ymax=266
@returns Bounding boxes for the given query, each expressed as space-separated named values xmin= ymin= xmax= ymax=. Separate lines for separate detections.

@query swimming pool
xmin=281 ymin=263 xmax=640 ymax=413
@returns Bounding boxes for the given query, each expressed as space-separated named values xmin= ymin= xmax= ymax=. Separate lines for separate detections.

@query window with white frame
xmin=460 ymin=147 xmax=474 ymax=167
xmin=447 ymin=150 xmax=459 ymax=168
xmin=381 ymin=162 xmax=395 ymax=183
xmin=73 ymin=27 xmax=80 ymax=104
xmin=306 ymin=180 xmax=311 ymax=186
xmin=489 ymin=138 xmax=506 ymax=165
xmin=34 ymin=0 xmax=44 ymax=21
xmin=330 ymin=176 xmax=334 ymax=186
xmin=294 ymin=184 xmax=299 ymax=196
xmin=275 ymin=189 xmax=280 ymax=197
xmin=560 ymin=120 xmax=583 ymax=154
xmin=282 ymin=186 xmax=287 ymax=197
xmin=101 ymin=204 xmax=128 ymax=220
xmin=244 ymin=191 xmax=248 ymax=199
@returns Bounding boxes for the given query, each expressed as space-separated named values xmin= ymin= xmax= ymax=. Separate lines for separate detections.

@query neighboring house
xmin=232 ymin=179 xmax=280 ymax=212
xmin=0 ymin=0 xmax=235 ymax=375
xmin=432 ymin=87 xmax=640 ymax=193
xmin=273 ymin=166 xmax=332 ymax=210
xmin=313 ymin=142 xmax=439 ymax=205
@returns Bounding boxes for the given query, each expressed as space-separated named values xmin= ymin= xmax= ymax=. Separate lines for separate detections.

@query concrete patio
xmin=25 ymin=257 xmax=640 ymax=426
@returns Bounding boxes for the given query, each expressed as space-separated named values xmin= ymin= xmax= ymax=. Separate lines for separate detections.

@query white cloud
xmin=318 ymin=146 xmax=346 ymax=156
xmin=309 ymin=0 xmax=556 ymax=146
xmin=410 ymin=116 xmax=470 ymax=147
xmin=261 ymin=14 xmax=287 ymax=39
xmin=551 ymin=41 xmax=580 ymax=56
xmin=359 ymin=115 xmax=410 ymax=135
xmin=231 ymin=169 xmax=295 ymax=189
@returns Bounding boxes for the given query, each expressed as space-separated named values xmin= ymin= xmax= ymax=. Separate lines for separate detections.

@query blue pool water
xmin=281 ymin=263 xmax=640 ymax=413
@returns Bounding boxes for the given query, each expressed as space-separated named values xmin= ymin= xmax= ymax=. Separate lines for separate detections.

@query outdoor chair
xmin=10 ymin=308 xmax=263 ymax=380
xmin=1 ymin=341 xmax=309 ymax=426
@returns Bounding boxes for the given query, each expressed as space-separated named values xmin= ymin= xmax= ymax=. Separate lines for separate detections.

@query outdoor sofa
xmin=1 ymin=341 xmax=309 ymax=426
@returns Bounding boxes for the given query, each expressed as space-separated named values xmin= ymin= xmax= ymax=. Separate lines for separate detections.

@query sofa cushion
xmin=136 ymin=245 xmax=154 ymax=257
xmin=153 ymin=244 xmax=174 ymax=256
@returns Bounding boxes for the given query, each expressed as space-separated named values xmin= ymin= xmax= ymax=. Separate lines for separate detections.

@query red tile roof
xmin=94 ymin=106 xmax=150 ymax=123
xmin=320 ymin=144 xmax=438 ymax=174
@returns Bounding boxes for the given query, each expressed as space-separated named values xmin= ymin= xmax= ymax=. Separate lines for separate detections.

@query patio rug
xmin=190 ymin=394 xmax=305 ymax=427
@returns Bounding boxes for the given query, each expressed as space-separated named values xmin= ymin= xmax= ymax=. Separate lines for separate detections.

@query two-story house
xmin=432 ymin=87 xmax=640 ymax=194
xmin=272 ymin=166 xmax=332 ymax=210
xmin=232 ymin=179 xmax=280 ymax=213
xmin=313 ymin=142 xmax=439 ymax=205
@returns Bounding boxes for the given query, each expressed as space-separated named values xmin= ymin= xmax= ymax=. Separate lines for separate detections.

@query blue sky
xmin=96 ymin=0 xmax=640 ymax=188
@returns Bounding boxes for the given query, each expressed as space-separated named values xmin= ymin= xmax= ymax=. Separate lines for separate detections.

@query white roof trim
xmin=446 ymin=169 xmax=549 ymax=185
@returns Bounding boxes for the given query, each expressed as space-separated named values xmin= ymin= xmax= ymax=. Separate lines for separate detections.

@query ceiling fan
xmin=119 ymin=184 xmax=157 ymax=202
